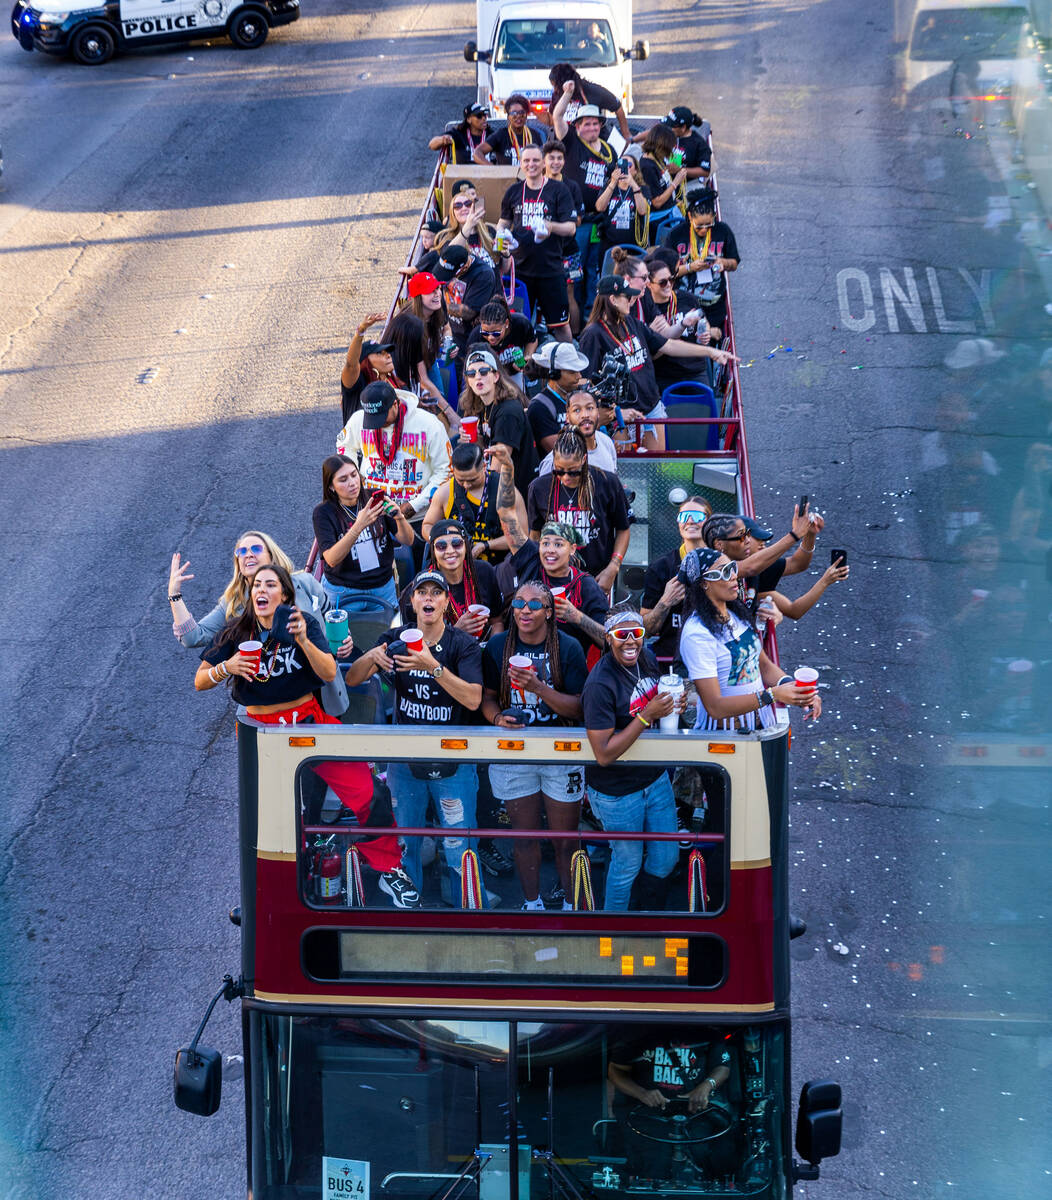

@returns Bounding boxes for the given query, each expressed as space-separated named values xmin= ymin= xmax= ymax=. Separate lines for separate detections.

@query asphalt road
xmin=1 ymin=1 xmax=1048 ymax=1197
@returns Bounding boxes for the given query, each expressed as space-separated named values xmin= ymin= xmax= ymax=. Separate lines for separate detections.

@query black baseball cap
xmin=411 ymin=569 xmax=450 ymax=594
xmin=596 ymin=275 xmax=634 ymax=297
xmin=361 ymin=339 xmax=394 ymax=358
xmin=464 ymin=102 xmax=488 ymax=119
xmin=667 ymin=105 xmax=694 ymax=127
xmin=361 ymin=380 xmax=398 ymax=431
xmin=450 ymin=179 xmax=476 ymax=198
xmin=432 ymin=244 xmax=471 ymax=281
xmin=740 ymin=516 xmax=774 ymax=542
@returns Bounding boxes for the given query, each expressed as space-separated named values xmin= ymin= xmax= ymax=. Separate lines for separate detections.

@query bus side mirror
xmin=174 ymin=1045 xmax=222 ymax=1116
xmin=794 ymin=1079 xmax=842 ymax=1179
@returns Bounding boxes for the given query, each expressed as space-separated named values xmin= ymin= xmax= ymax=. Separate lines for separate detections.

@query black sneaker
xmin=544 ymin=885 xmax=566 ymax=909
xmin=379 ymin=868 xmax=420 ymax=908
xmin=478 ymin=839 xmax=514 ymax=877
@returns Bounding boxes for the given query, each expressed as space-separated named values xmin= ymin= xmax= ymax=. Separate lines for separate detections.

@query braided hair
xmin=498 ymin=582 xmax=564 ymax=710
xmin=546 ymin=426 xmax=593 ymax=514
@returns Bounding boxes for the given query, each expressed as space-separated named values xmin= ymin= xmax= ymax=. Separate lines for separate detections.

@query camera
xmin=617 ymin=157 xmax=634 ymax=174
xmin=590 ymin=352 xmax=632 ymax=408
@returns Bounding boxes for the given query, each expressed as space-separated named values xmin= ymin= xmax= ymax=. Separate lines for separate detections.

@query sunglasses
xmin=719 ymin=531 xmax=747 ymax=543
xmin=480 ymin=328 xmax=505 ymax=338
xmin=452 ymin=199 xmax=474 ymax=211
xmin=433 ymin=537 xmax=465 ymax=552
xmin=701 ymin=562 xmax=738 ymax=582
xmin=236 ymin=543 xmax=265 ymax=557
xmin=610 ymin=626 xmax=646 ymax=642
xmin=651 ymin=276 xmax=673 ymax=287
xmin=512 ymin=598 xmax=548 ymax=611
xmin=555 ymin=466 xmax=583 ymax=478
xmin=465 ymin=366 xmax=495 ymax=378
xmin=677 ymin=511 xmax=706 ymax=524
xmin=508 ymin=109 xmax=527 ymax=117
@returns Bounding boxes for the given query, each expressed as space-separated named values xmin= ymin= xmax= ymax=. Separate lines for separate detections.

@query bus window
xmin=295 ymin=758 xmax=729 ymax=915
xmin=249 ymin=1014 xmax=789 ymax=1199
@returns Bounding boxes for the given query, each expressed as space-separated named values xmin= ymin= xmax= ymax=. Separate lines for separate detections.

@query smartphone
xmin=270 ymin=603 xmax=297 ymax=647
xmin=799 ymin=495 xmax=809 ymax=514
xmin=830 ymin=548 xmax=847 ymax=566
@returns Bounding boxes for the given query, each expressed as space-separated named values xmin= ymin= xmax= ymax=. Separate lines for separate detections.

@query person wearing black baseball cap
xmin=428 ymin=102 xmax=491 ymax=164
xmin=659 ymin=187 xmax=739 ymax=338
xmin=664 ymin=106 xmax=712 ymax=181
xmin=340 ymin=312 xmax=405 ymax=425
xmin=579 ymin=275 xmax=738 ymax=450
xmin=473 ymin=95 xmax=545 ymax=166
xmin=346 ymin=568 xmax=485 ymax=903
xmin=432 ymin=243 xmax=498 ymax=354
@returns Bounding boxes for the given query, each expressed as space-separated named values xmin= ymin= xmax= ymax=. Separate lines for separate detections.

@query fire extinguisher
xmin=313 ymin=837 xmax=342 ymax=905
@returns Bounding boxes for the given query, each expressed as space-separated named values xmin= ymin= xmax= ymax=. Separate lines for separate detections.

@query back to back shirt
xmin=526 ymin=467 xmax=631 ymax=578
xmin=500 ymin=177 xmax=575 ymax=276
xmin=578 ymin=315 xmax=667 ymax=416
xmin=486 ymin=122 xmax=546 ymax=165
xmin=561 ymin=124 xmax=616 ymax=219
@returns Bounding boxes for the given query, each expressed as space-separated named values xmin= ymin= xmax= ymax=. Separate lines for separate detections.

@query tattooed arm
xmin=489 ymin=444 xmax=529 ymax=553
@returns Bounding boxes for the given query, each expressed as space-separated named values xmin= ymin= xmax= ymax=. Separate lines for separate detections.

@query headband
xmin=605 ymin=609 xmax=645 ymax=632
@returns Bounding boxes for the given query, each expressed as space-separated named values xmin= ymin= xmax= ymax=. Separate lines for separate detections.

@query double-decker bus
xmin=173 ymin=116 xmax=843 ymax=1199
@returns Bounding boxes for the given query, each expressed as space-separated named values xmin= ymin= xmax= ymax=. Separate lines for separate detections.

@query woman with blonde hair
xmin=168 ymin=531 xmax=329 ymax=650
xmin=435 ymin=180 xmax=511 ymax=275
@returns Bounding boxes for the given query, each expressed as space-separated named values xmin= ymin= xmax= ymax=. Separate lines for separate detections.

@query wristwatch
xmin=757 ymin=688 xmax=775 ymax=709
xmin=430 ymin=665 xmax=445 ymax=680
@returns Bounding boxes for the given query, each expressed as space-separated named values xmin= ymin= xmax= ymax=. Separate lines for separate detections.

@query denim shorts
xmin=489 ymin=762 xmax=585 ymax=804
xmin=640 ymin=399 xmax=667 ymax=440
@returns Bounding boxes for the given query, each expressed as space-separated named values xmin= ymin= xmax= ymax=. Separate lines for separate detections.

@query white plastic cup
xmin=657 ymin=673 xmax=684 ymax=733
xmin=402 ymin=628 xmax=425 ymax=653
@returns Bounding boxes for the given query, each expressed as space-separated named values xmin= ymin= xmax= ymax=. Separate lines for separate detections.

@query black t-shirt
xmin=482 ymin=395 xmax=537 ymax=496
xmin=445 ymin=473 xmax=506 ymax=552
xmin=398 ymin=561 xmax=503 ymax=625
xmin=610 ymin=1038 xmax=737 ymax=1102
xmin=497 ymin=540 xmax=609 ymax=657
xmin=560 ymin=176 xmax=585 ymax=255
xmin=465 ymin=312 xmax=536 ymax=370
xmin=552 ymin=80 xmax=621 ymax=122
xmin=600 ymin=184 xmax=652 ymax=247
xmin=202 ymin=613 xmax=332 ymax=708
xmin=581 ymin=650 xmax=666 ymax=795
xmin=526 ymin=467 xmax=631 ymax=577
xmin=312 ymin=500 xmax=399 ymax=590
xmin=448 ymin=124 xmax=492 ymax=164
xmin=659 ymin=219 xmax=739 ymax=300
xmin=526 ymin=386 xmax=568 ymax=454
xmin=641 ymin=548 xmax=687 ymax=659
xmin=740 ymin=557 xmax=787 ymax=614
xmin=561 ymin=125 xmax=615 ymax=219
xmin=378 ymin=624 xmax=483 ymax=725
xmin=444 ymin=259 xmax=499 ymax=346
xmin=639 ymin=156 xmax=676 ymax=212
xmin=674 ymin=130 xmax=712 ymax=173
xmin=500 ymin=177 xmax=575 ymax=276
xmin=482 ymin=630 xmax=587 ymax=725
xmin=579 ymin=315 xmax=667 ymax=415
xmin=485 ymin=122 xmax=546 ymax=165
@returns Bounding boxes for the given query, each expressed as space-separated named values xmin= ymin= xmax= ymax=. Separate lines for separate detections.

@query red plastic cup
xmin=461 ymin=416 xmax=479 ymax=443
xmin=508 ymin=653 xmax=534 ymax=699
xmin=794 ymin=667 xmax=819 ymax=690
xmin=550 ymin=586 xmax=566 ymax=600
xmin=402 ymin=628 xmax=425 ymax=653
xmin=239 ymin=640 xmax=263 ymax=674
xmin=468 ymin=604 xmax=490 ymax=636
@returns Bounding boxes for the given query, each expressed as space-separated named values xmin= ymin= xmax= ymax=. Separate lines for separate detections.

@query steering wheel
xmin=626 ymin=1099 xmax=734 ymax=1145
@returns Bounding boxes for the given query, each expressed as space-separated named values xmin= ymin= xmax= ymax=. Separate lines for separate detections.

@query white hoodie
xmin=337 ymin=389 xmax=452 ymax=516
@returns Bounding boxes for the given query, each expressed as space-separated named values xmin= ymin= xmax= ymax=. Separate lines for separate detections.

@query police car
xmin=11 ymin=0 xmax=298 ymax=63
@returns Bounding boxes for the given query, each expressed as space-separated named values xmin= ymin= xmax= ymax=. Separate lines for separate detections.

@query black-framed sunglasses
xmin=720 ymin=531 xmax=747 ymax=543
xmin=465 ymin=366 xmax=495 ymax=378
xmin=452 ymin=199 xmax=475 ymax=210
xmin=651 ymin=275 xmax=673 ymax=287
xmin=555 ymin=466 xmax=583 ymax=478
xmin=512 ymin=598 xmax=548 ymax=611
xmin=433 ymin=537 xmax=465 ymax=552
xmin=701 ymin=562 xmax=738 ymax=582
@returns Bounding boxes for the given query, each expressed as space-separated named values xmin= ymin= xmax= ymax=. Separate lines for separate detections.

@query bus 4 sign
xmin=323 ymin=1157 xmax=369 ymax=1200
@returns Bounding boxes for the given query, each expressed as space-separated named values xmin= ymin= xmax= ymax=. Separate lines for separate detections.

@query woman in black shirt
xmin=595 ymin=157 xmax=651 ymax=263
xmin=400 ymin=518 xmax=505 ymax=640
xmin=638 ymin=124 xmax=688 ymax=238
xmin=312 ymin=455 xmax=414 ymax=612
xmin=457 ymin=348 xmax=538 ymax=496
xmin=428 ymin=102 xmax=492 ymax=165
xmin=196 ymin=563 xmax=338 ymax=724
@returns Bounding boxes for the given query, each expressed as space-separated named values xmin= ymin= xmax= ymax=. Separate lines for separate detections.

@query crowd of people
xmin=171 ymin=73 xmax=852 ymax=913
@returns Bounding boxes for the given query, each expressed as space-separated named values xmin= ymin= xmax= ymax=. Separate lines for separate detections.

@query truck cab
xmin=464 ymin=0 xmax=648 ymax=117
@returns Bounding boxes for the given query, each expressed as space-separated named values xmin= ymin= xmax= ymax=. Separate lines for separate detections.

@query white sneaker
xmin=379 ymin=868 xmax=420 ymax=908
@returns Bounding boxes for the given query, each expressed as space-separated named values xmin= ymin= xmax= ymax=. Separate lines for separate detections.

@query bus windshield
xmin=908 ymin=6 xmax=1027 ymax=61
xmin=495 ymin=18 xmax=618 ymax=67
xmin=251 ymin=1014 xmax=788 ymax=1199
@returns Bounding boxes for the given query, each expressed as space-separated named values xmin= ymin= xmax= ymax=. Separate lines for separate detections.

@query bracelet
xmin=789 ymin=530 xmax=801 ymax=543
xmin=636 ymin=713 xmax=650 ymax=728
xmin=217 ymin=662 xmax=229 ymax=680
xmin=168 ymin=593 xmax=182 ymax=602
xmin=706 ymin=1077 xmax=718 ymax=1091
xmin=777 ymin=675 xmax=792 ymax=687
xmin=758 ymin=688 xmax=774 ymax=709
xmin=611 ymin=551 xmax=624 ymax=563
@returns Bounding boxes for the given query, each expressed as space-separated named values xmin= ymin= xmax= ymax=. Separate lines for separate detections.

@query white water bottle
xmin=657 ymin=674 xmax=684 ymax=732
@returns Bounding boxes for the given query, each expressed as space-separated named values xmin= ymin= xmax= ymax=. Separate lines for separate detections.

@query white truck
xmin=464 ymin=0 xmax=648 ymax=117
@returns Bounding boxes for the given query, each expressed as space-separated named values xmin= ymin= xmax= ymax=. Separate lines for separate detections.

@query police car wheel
xmin=70 ymin=22 xmax=115 ymax=64
xmin=227 ymin=8 xmax=268 ymax=48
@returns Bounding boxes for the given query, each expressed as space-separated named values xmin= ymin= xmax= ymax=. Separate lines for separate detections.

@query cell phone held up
xmin=830 ymin=548 xmax=848 ymax=567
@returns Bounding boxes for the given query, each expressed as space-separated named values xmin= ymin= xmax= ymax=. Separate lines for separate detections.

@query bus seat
xmin=502 ymin=276 xmax=531 ymax=321
xmin=661 ymin=381 xmax=719 ymax=452
xmin=600 ymin=244 xmax=646 ymax=277
xmin=340 ymin=676 xmax=386 ymax=725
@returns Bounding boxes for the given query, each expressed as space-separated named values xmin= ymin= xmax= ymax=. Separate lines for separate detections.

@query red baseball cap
xmin=407 ymin=271 xmax=442 ymax=298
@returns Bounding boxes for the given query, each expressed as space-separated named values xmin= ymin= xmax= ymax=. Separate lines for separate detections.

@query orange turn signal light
xmin=288 ymin=736 xmax=316 ymax=747
xmin=441 ymin=738 xmax=469 ymax=750
xmin=497 ymin=739 xmax=525 ymax=751
xmin=553 ymin=740 xmax=582 ymax=752
xmin=707 ymin=743 xmax=736 ymax=754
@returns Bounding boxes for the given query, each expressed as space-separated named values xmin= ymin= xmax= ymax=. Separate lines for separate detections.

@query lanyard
xmin=689 ymin=225 xmax=712 ymax=262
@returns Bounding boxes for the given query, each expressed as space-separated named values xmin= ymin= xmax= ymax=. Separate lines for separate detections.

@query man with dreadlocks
xmin=490 ymin=444 xmax=609 ymax=658
xmin=481 ymin=580 xmax=588 ymax=911
xmin=526 ymin=426 xmax=631 ymax=591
